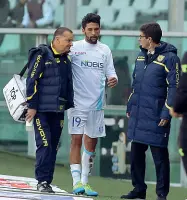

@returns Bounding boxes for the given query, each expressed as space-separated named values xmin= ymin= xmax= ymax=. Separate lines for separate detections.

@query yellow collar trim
xmin=51 ymin=43 xmax=60 ymax=55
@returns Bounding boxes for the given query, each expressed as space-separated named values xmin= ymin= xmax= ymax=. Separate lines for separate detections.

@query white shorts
xmin=68 ymin=108 xmax=106 ymax=138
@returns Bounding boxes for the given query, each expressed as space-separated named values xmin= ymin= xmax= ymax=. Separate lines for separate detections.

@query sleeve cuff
xmin=126 ymin=102 xmax=131 ymax=114
xmin=27 ymin=102 xmax=37 ymax=110
xmin=160 ymin=109 xmax=171 ymax=120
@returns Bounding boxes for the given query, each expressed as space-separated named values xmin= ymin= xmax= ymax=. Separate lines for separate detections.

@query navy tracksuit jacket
xmin=127 ymin=42 xmax=181 ymax=197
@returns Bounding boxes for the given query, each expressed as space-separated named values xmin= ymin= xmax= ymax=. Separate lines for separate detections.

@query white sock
xmin=70 ymin=164 xmax=81 ymax=186
xmin=81 ymin=148 xmax=95 ymax=185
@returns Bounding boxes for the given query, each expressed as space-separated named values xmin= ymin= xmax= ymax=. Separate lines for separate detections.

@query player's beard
xmin=86 ymin=35 xmax=98 ymax=44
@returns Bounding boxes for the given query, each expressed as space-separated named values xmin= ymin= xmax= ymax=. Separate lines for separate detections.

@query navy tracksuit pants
xmin=179 ymin=117 xmax=187 ymax=175
xmin=130 ymin=142 xmax=170 ymax=197
xmin=34 ymin=112 xmax=64 ymax=184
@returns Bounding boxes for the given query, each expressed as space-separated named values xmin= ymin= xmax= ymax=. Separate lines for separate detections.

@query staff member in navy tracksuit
xmin=26 ymin=27 xmax=74 ymax=193
xmin=170 ymin=52 xmax=187 ymax=176
xmin=121 ymin=23 xmax=181 ymax=200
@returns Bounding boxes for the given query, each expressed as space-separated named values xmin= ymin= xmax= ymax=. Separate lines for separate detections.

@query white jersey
xmin=69 ymin=39 xmax=117 ymax=110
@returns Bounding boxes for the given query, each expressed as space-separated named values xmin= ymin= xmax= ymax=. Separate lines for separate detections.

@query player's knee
xmin=71 ymin=135 xmax=82 ymax=148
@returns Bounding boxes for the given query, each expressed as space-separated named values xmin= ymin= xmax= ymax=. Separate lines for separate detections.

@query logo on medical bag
xmin=10 ymin=87 xmax=18 ymax=101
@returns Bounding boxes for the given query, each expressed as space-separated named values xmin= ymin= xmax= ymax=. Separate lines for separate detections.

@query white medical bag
xmin=3 ymin=65 xmax=28 ymax=123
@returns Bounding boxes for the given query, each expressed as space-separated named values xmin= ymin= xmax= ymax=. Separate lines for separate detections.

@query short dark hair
xmin=53 ymin=27 xmax=72 ymax=40
xmin=82 ymin=13 xmax=101 ymax=29
xmin=140 ymin=22 xmax=162 ymax=44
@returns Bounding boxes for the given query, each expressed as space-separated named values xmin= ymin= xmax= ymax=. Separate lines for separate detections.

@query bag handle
xmin=19 ymin=63 xmax=28 ymax=77
xmin=19 ymin=45 xmax=48 ymax=77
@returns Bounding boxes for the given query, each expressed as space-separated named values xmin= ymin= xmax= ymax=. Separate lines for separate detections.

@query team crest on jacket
xmin=157 ymin=55 xmax=165 ymax=62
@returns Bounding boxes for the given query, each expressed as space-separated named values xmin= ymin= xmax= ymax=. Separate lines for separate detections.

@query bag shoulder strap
xmin=18 ymin=45 xmax=49 ymax=77
xmin=19 ymin=63 xmax=28 ymax=77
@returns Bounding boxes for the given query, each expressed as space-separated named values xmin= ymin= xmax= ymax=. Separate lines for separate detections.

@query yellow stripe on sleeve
xmin=39 ymin=73 xmax=43 ymax=78
xmin=128 ymin=89 xmax=134 ymax=102
xmin=165 ymin=101 xmax=172 ymax=110
xmin=27 ymin=80 xmax=37 ymax=100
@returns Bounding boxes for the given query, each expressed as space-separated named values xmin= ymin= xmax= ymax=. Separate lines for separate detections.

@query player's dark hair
xmin=82 ymin=13 xmax=101 ymax=29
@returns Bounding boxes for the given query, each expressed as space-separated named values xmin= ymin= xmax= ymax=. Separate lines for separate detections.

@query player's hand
xmin=126 ymin=113 xmax=130 ymax=118
xmin=25 ymin=109 xmax=37 ymax=122
xmin=169 ymin=107 xmax=183 ymax=118
xmin=158 ymin=119 xmax=168 ymax=126
xmin=107 ymin=77 xmax=118 ymax=88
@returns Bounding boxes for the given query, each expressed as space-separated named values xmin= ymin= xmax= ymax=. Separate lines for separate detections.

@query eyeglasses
xmin=139 ymin=35 xmax=146 ymax=39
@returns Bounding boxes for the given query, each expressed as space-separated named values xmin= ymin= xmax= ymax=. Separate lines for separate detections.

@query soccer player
xmin=68 ymin=13 xmax=118 ymax=196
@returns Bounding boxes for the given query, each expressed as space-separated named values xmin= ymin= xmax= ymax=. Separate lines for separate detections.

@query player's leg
xmin=68 ymin=109 xmax=86 ymax=194
xmin=33 ymin=112 xmax=54 ymax=193
xmin=70 ymin=134 xmax=84 ymax=194
xmin=81 ymin=110 xmax=105 ymax=196
xmin=81 ymin=135 xmax=98 ymax=196
xmin=82 ymin=135 xmax=97 ymax=183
